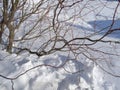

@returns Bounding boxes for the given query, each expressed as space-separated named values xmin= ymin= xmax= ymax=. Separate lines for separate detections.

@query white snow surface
xmin=0 ymin=51 xmax=90 ymax=90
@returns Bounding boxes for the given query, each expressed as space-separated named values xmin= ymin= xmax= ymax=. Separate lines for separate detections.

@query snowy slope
xmin=0 ymin=51 xmax=93 ymax=90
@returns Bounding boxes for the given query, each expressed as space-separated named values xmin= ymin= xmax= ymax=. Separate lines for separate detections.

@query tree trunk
xmin=0 ymin=19 xmax=5 ymax=43
xmin=0 ymin=24 xmax=4 ymax=43
xmin=7 ymin=29 xmax=14 ymax=53
xmin=0 ymin=30 xmax=3 ymax=43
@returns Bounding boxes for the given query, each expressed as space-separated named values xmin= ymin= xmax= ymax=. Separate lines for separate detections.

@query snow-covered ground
xmin=0 ymin=0 xmax=120 ymax=90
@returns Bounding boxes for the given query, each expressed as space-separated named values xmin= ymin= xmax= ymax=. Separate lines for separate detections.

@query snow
xmin=0 ymin=0 xmax=120 ymax=90
xmin=0 ymin=52 xmax=93 ymax=90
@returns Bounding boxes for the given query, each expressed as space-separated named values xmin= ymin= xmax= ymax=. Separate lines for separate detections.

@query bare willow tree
xmin=0 ymin=0 xmax=51 ymax=53
xmin=0 ymin=0 xmax=120 ymax=90
xmin=0 ymin=0 xmax=119 ymax=76
xmin=0 ymin=0 xmax=119 ymax=54
xmin=0 ymin=0 xmax=120 ymax=69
